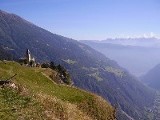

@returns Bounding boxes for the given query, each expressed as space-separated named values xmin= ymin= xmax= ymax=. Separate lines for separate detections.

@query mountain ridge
xmin=141 ymin=64 xmax=160 ymax=90
xmin=81 ymin=37 xmax=160 ymax=47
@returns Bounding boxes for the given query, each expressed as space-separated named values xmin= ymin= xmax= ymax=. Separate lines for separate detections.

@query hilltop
xmin=0 ymin=61 xmax=115 ymax=120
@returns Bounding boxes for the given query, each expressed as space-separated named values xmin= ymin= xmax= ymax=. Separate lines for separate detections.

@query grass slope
xmin=0 ymin=61 xmax=115 ymax=120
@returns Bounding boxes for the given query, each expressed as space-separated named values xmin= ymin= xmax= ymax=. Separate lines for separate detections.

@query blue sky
xmin=0 ymin=0 xmax=160 ymax=40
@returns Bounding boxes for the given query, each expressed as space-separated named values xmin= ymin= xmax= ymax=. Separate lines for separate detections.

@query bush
xmin=41 ymin=62 xmax=50 ymax=68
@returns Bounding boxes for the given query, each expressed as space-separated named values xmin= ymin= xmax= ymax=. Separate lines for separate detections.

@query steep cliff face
xmin=0 ymin=10 xmax=155 ymax=119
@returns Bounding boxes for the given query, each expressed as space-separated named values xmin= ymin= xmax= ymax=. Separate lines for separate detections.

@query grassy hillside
xmin=0 ymin=61 xmax=115 ymax=120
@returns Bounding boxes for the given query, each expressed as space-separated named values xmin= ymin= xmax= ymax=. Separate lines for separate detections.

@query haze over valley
xmin=81 ymin=38 xmax=160 ymax=77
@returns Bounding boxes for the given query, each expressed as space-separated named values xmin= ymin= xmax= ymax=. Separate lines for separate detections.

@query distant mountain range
xmin=90 ymin=37 xmax=160 ymax=47
xmin=81 ymin=39 xmax=160 ymax=76
xmin=0 ymin=10 xmax=155 ymax=119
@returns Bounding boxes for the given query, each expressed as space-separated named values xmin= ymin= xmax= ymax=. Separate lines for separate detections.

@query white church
xmin=26 ymin=49 xmax=35 ymax=64
xmin=19 ymin=49 xmax=36 ymax=67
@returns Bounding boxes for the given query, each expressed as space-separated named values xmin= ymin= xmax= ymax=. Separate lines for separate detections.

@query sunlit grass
xmin=0 ymin=61 xmax=114 ymax=120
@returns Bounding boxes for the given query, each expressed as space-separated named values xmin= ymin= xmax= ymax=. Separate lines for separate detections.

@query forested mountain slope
xmin=141 ymin=64 xmax=160 ymax=90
